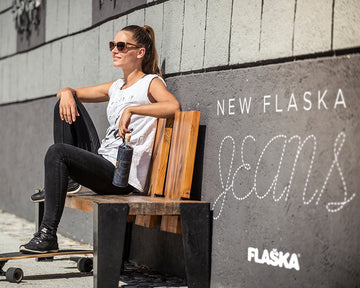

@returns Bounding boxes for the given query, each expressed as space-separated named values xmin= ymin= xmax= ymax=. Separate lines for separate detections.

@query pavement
xmin=0 ymin=210 xmax=187 ymax=288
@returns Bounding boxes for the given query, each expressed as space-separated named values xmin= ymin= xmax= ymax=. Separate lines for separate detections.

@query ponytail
xmin=121 ymin=25 xmax=162 ymax=77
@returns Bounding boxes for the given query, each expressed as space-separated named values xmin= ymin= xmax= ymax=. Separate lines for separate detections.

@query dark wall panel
xmin=166 ymin=54 xmax=360 ymax=288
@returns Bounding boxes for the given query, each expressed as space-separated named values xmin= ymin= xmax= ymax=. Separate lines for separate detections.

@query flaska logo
xmin=248 ymin=247 xmax=300 ymax=271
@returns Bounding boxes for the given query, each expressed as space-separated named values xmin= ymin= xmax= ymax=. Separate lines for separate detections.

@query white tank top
xmin=98 ymin=74 xmax=164 ymax=192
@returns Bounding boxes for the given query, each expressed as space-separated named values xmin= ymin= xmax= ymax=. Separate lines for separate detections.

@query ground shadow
xmin=22 ymin=272 xmax=92 ymax=281
xmin=119 ymin=261 xmax=186 ymax=287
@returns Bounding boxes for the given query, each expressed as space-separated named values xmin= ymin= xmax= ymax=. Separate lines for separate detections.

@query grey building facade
xmin=0 ymin=0 xmax=359 ymax=287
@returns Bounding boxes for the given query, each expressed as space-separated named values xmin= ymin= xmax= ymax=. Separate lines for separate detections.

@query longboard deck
xmin=0 ymin=250 xmax=93 ymax=262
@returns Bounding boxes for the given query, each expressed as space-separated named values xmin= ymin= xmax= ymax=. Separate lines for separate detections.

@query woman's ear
xmin=137 ymin=47 xmax=146 ymax=59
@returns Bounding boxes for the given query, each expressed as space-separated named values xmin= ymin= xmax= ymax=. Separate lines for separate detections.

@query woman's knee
xmin=45 ymin=143 xmax=66 ymax=164
xmin=54 ymin=99 xmax=60 ymax=113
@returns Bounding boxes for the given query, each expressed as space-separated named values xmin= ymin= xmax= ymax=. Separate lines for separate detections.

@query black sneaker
xmin=66 ymin=178 xmax=82 ymax=195
xmin=19 ymin=227 xmax=59 ymax=254
xmin=30 ymin=188 xmax=45 ymax=203
xmin=30 ymin=178 xmax=81 ymax=203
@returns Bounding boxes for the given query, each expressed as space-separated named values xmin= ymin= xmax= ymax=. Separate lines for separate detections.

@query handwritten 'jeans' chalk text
xmin=212 ymin=132 xmax=356 ymax=220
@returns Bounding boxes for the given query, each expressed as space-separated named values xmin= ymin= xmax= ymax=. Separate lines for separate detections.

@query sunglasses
xmin=109 ymin=41 xmax=141 ymax=52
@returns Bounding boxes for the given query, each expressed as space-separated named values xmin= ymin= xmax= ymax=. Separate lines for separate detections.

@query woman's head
xmin=111 ymin=25 xmax=162 ymax=76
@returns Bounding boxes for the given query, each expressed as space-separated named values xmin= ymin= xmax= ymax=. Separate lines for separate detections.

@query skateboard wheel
xmin=6 ymin=267 xmax=23 ymax=283
xmin=77 ymin=258 xmax=93 ymax=273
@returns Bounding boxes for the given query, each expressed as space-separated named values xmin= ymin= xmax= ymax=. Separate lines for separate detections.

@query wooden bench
xmin=36 ymin=111 xmax=211 ymax=288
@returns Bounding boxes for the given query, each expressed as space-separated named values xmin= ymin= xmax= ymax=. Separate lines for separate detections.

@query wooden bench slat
xmin=164 ymin=111 xmax=200 ymax=200
xmin=161 ymin=111 xmax=200 ymax=233
xmin=65 ymin=193 xmax=204 ymax=216
xmin=160 ymin=215 xmax=182 ymax=234
xmin=65 ymin=195 xmax=93 ymax=213
xmin=135 ymin=215 xmax=159 ymax=228
xmin=147 ymin=118 xmax=173 ymax=197
xmin=136 ymin=118 xmax=173 ymax=228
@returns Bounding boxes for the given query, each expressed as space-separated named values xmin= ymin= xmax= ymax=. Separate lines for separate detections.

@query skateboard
xmin=0 ymin=249 xmax=93 ymax=283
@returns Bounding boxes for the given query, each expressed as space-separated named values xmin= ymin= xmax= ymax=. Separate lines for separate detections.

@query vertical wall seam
xmin=143 ymin=8 xmax=145 ymax=25
xmin=292 ymin=0 xmax=298 ymax=56
xmin=161 ymin=2 xmax=165 ymax=67
xmin=71 ymin=36 xmax=74 ymax=84
xmin=179 ymin=0 xmax=186 ymax=72
xmin=112 ymin=18 xmax=115 ymax=36
xmin=67 ymin=0 xmax=70 ymax=35
xmin=9 ymin=56 xmax=12 ymax=100
xmin=98 ymin=23 xmax=100 ymax=81
xmin=42 ymin=43 xmax=45 ymax=94
xmin=59 ymin=41 xmax=62 ymax=88
xmin=259 ymin=0 xmax=264 ymax=52
xmin=97 ymin=26 xmax=100 ymax=81
xmin=56 ymin=0 xmax=59 ymax=37
xmin=202 ymin=0 xmax=209 ymax=68
xmin=144 ymin=4 xmax=146 ymax=23
xmin=227 ymin=0 xmax=235 ymax=65
xmin=331 ymin=0 xmax=335 ymax=50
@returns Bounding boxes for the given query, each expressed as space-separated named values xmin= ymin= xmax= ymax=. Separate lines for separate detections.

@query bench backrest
xmin=135 ymin=111 xmax=201 ymax=233
xmin=147 ymin=111 xmax=201 ymax=200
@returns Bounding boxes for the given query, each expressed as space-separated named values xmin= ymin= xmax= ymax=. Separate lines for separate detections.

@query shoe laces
xmin=29 ymin=232 xmax=47 ymax=245
xmin=32 ymin=228 xmax=54 ymax=241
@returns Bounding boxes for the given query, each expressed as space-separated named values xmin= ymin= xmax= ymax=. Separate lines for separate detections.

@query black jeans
xmin=41 ymin=98 xmax=132 ymax=233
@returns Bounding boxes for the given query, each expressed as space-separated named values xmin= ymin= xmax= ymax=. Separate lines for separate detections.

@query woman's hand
xmin=57 ymin=87 xmax=80 ymax=124
xmin=118 ymin=108 xmax=133 ymax=139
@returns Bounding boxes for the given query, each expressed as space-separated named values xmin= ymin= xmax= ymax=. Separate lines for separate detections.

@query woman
xmin=20 ymin=25 xmax=180 ymax=253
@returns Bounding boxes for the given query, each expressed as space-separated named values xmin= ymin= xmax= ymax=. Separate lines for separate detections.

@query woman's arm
xmin=57 ymin=81 xmax=114 ymax=124
xmin=118 ymin=78 xmax=181 ymax=138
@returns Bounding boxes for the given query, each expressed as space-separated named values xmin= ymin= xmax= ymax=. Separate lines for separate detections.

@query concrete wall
xmin=1 ymin=0 xmax=360 ymax=104
xmin=0 ymin=0 xmax=359 ymax=286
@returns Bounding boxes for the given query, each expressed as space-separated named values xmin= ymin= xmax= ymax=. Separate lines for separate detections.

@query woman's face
xmin=111 ymin=30 xmax=144 ymax=69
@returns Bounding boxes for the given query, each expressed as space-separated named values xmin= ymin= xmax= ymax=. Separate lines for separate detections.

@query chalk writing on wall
xmin=212 ymin=130 xmax=355 ymax=220
xmin=212 ymin=87 xmax=355 ymax=220
xmin=213 ymin=132 xmax=356 ymax=219
xmin=216 ymin=89 xmax=347 ymax=116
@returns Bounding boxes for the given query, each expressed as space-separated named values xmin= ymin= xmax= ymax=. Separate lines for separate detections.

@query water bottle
xmin=112 ymin=133 xmax=133 ymax=187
